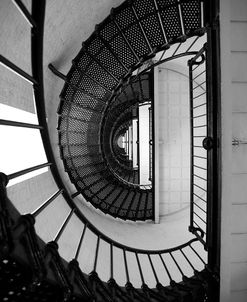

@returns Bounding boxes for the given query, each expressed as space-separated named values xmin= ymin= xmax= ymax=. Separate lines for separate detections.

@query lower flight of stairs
xmin=0 ymin=172 xmax=215 ymax=302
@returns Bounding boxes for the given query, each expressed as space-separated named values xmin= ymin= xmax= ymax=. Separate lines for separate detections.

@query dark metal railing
xmin=1 ymin=168 xmax=208 ymax=296
xmin=188 ymin=44 xmax=209 ymax=248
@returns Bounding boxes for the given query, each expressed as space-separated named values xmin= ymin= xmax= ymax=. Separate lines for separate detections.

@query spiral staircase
xmin=0 ymin=0 xmax=220 ymax=301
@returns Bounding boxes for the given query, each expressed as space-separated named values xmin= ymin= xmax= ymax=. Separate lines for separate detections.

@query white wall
xmin=0 ymin=0 xmax=34 ymax=113
xmin=158 ymin=67 xmax=190 ymax=216
xmin=139 ymin=105 xmax=151 ymax=185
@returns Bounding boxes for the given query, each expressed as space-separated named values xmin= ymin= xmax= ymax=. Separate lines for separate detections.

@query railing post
xmin=54 ymin=209 xmax=75 ymax=243
xmin=188 ymin=59 xmax=195 ymax=234
xmin=8 ymin=162 xmax=52 ymax=180
xmin=12 ymin=0 xmax=37 ymax=28
xmin=123 ymin=249 xmax=130 ymax=284
xmin=75 ymin=223 xmax=87 ymax=260
xmin=32 ymin=189 xmax=63 ymax=217
xmin=110 ymin=243 xmax=114 ymax=280
xmin=93 ymin=236 xmax=100 ymax=272
xmin=0 ymin=55 xmax=38 ymax=85
xmin=0 ymin=172 xmax=13 ymax=255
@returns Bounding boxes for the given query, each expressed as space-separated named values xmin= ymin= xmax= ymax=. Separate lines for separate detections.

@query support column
xmin=154 ymin=66 xmax=160 ymax=224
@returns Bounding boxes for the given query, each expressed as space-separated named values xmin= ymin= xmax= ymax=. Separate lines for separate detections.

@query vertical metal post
xmin=149 ymin=106 xmax=152 ymax=182
xmin=123 ymin=249 xmax=130 ymax=284
xmin=206 ymin=23 xmax=221 ymax=276
xmin=135 ymin=253 xmax=145 ymax=285
xmin=32 ymin=189 xmax=64 ymax=217
xmin=204 ymin=1 xmax=220 ymax=300
xmin=93 ymin=236 xmax=100 ymax=272
xmin=159 ymin=254 xmax=172 ymax=283
xmin=148 ymin=254 xmax=159 ymax=284
xmin=110 ymin=243 xmax=114 ymax=280
xmin=169 ymin=252 xmax=184 ymax=278
xmin=131 ymin=120 xmax=134 ymax=165
xmin=54 ymin=209 xmax=75 ymax=243
xmin=75 ymin=224 xmax=87 ymax=260
xmin=152 ymin=67 xmax=159 ymax=223
xmin=188 ymin=60 xmax=195 ymax=232
xmin=136 ymin=106 xmax=140 ymax=179
xmin=12 ymin=0 xmax=37 ymax=28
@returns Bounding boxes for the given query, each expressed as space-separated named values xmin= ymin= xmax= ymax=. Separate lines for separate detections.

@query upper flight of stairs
xmin=57 ymin=0 xmax=205 ymax=221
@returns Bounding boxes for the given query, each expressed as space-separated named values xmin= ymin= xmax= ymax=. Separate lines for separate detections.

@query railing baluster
xmin=180 ymin=249 xmax=196 ymax=272
xmin=0 ymin=55 xmax=38 ymax=85
xmin=193 ymin=220 xmax=201 ymax=229
xmin=186 ymin=36 xmax=200 ymax=52
xmin=193 ymin=91 xmax=206 ymax=99
xmin=110 ymin=243 xmax=114 ymax=280
xmin=193 ymin=193 xmax=206 ymax=203
xmin=12 ymin=0 xmax=37 ymax=28
xmin=32 ymin=189 xmax=64 ymax=217
xmin=159 ymin=254 xmax=172 ymax=283
xmin=54 ymin=208 xmax=75 ymax=243
xmin=123 ymin=249 xmax=130 ymax=284
xmin=143 ymin=192 xmax=149 ymax=221
xmin=172 ymin=43 xmax=182 ymax=57
xmin=75 ymin=223 xmax=87 ymax=260
xmin=189 ymin=244 xmax=206 ymax=265
xmin=8 ymin=162 xmax=52 ymax=180
xmin=148 ymin=254 xmax=159 ymax=284
xmin=194 ymin=202 xmax=206 ymax=214
xmin=194 ymin=183 xmax=207 ymax=192
xmin=193 ymin=103 xmax=206 ymax=110
xmin=178 ymin=1 xmax=185 ymax=36
xmin=169 ymin=252 xmax=184 ymax=278
xmin=152 ymin=0 xmax=168 ymax=44
xmin=194 ymin=211 xmax=206 ymax=224
xmin=93 ymin=236 xmax=100 ymax=272
xmin=158 ymin=49 xmax=167 ymax=63
xmin=200 ymin=0 xmax=204 ymax=28
xmin=193 ymin=70 xmax=205 ymax=80
xmin=135 ymin=253 xmax=145 ymax=285
xmin=0 ymin=119 xmax=43 ymax=129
